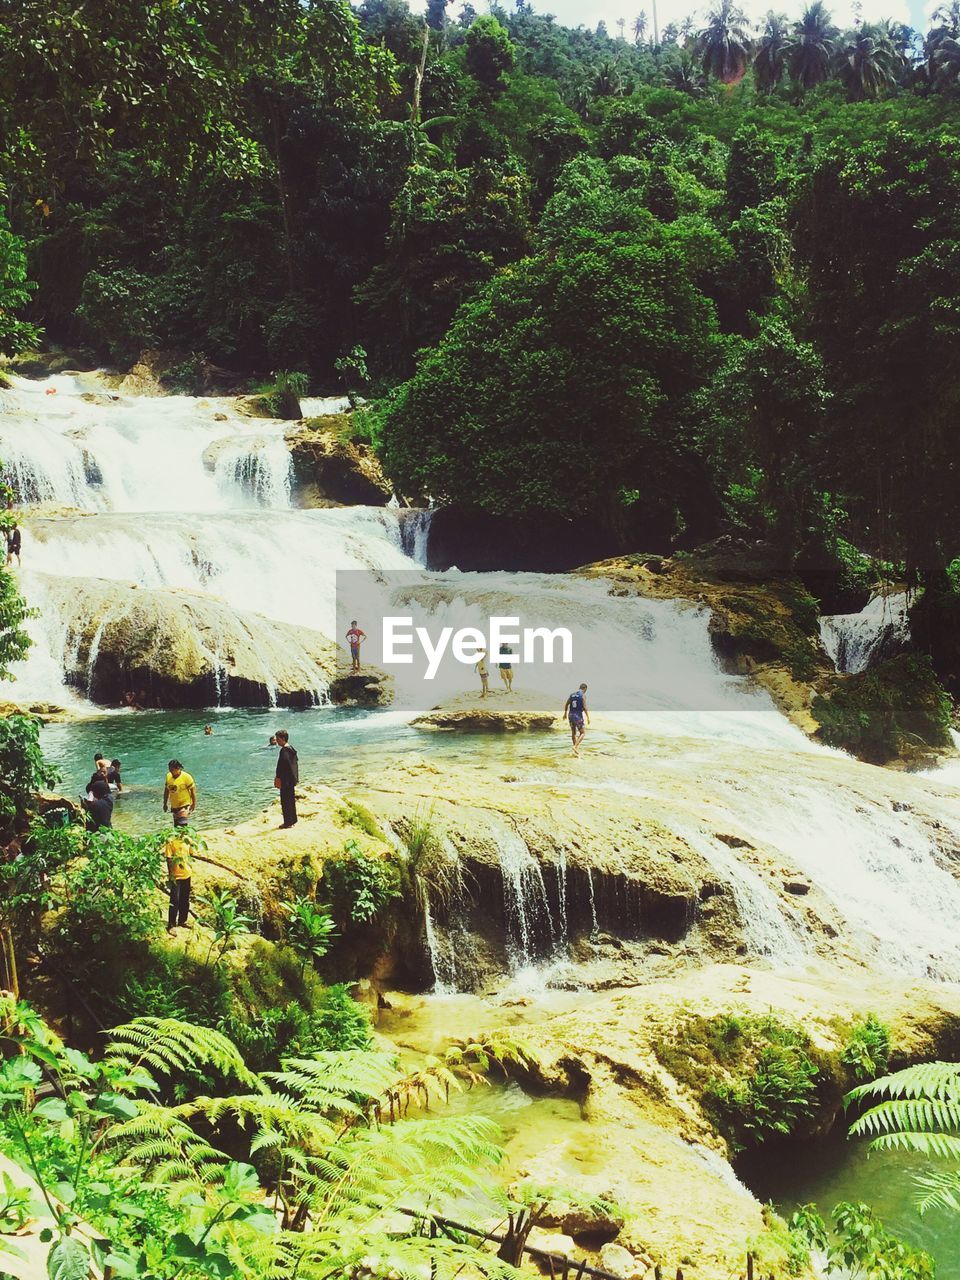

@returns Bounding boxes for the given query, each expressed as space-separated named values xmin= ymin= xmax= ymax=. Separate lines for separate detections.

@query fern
xmin=847 ymin=1059 xmax=960 ymax=1210
xmin=268 ymin=1051 xmax=400 ymax=1113
xmin=105 ymin=1016 xmax=261 ymax=1089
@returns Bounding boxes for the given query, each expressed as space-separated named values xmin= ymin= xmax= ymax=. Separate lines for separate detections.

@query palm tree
xmin=697 ymin=0 xmax=751 ymax=83
xmin=754 ymin=11 xmax=792 ymax=91
xmin=592 ymin=59 xmax=624 ymax=96
xmin=633 ymin=10 xmax=648 ymax=42
xmin=932 ymin=33 xmax=960 ymax=85
xmin=928 ymin=1 xmax=960 ymax=79
xmin=838 ymin=22 xmax=900 ymax=98
xmin=662 ymin=49 xmax=710 ymax=94
xmin=788 ymin=1 xmax=838 ymax=91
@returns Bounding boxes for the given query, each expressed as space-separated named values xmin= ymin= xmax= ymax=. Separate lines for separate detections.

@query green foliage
xmin=198 ymin=889 xmax=255 ymax=964
xmin=0 ymin=564 xmax=33 ymax=693
xmin=465 ymin=16 xmax=515 ymax=93
xmin=0 ymin=995 xmax=515 ymax=1280
xmin=791 ymin=1201 xmax=934 ymax=1279
xmin=0 ymin=715 xmax=60 ymax=834
xmin=813 ymin=655 xmax=952 ymax=764
xmin=379 ymin=164 xmax=727 ymax=534
xmin=307 ymin=983 xmax=374 ymax=1052
xmin=321 ymin=843 xmax=402 ymax=926
xmin=655 ymin=1011 xmax=821 ymax=1151
xmin=281 ymin=897 xmax=337 ymax=974
xmin=841 ymin=1015 xmax=891 ymax=1084
xmin=256 ymin=370 xmax=309 ymax=419
xmin=0 ymin=205 xmax=39 ymax=354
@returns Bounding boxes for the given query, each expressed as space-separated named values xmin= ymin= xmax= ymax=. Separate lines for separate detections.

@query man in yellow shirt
xmin=163 ymin=759 xmax=197 ymax=827
xmin=164 ymin=830 xmax=193 ymax=934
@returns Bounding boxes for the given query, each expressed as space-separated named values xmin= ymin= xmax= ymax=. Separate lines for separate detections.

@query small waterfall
xmin=675 ymin=824 xmax=807 ymax=965
xmin=586 ymin=870 xmax=599 ymax=936
xmin=399 ymin=509 xmax=433 ymax=566
xmin=213 ymin=436 xmax=292 ymax=508
xmin=493 ymin=820 xmax=555 ymax=970
xmin=820 ymin=591 xmax=910 ymax=674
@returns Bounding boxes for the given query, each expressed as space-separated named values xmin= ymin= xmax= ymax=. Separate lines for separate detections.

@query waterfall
xmin=820 ymin=591 xmax=910 ymax=674
xmin=213 ymin=436 xmax=293 ymax=508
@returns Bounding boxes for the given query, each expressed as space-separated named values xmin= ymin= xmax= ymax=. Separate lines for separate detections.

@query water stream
xmin=9 ymin=371 xmax=960 ymax=1265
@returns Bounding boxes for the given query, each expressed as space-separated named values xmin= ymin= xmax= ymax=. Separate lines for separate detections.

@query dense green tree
xmin=0 ymin=205 xmax=39 ymax=354
xmin=726 ymin=124 xmax=779 ymax=217
xmin=798 ymin=124 xmax=960 ymax=615
xmin=713 ymin=316 xmax=829 ymax=561
xmin=464 ymin=15 xmax=515 ymax=93
xmin=379 ymin=194 xmax=728 ymax=536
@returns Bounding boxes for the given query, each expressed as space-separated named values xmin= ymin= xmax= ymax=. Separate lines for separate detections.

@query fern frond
xmin=847 ymin=1062 xmax=960 ymax=1105
xmin=105 ymin=1017 xmax=260 ymax=1088
xmin=912 ymin=1168 xmax=960 ymax=1216
xmin=851 ymin=1097 xmax=960 ymax=1138
xmin=269 ymin=1051 xmax=400 ymax=1111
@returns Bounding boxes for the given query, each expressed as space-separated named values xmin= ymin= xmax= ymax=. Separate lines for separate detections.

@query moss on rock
xmin=812 ymin=653 xmax=952 ymax=766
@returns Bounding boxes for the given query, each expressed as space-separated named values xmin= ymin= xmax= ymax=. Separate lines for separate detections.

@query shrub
xmin=841 ymin=1014 xmax=891 ymax=1084
xmin=655 ymin=1011 xmax=822 ymax=1151
xmin=706 ymin=1042 xmax=819 ymax=1148
xmin=813 ymin=654 xmax=951 ymax=764
xmin=0 ymin=715 xmax=59 ymax=834
xmin=321 ymin=842 xmax=402 ymax=926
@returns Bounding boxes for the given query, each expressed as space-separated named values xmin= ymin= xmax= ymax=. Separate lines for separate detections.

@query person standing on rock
xmin=164 ymin=828 xmax=193 ymax=935
xmin=346 ymin=620 xmax=366 ymax=673
xmin=163 ymin=759 xmax=197 ymax=826
xmin=498 ymin=645 xmax=515 ymax=693
xmin=5 ymin=524 xmax=21 ymax=567
xmin=475 ymin=650 xmax=490 ymax=698
xmin=563 ymin=683 xmax=590 ymax=756
xmin=274 ymin=730 xmax=299 ymax=828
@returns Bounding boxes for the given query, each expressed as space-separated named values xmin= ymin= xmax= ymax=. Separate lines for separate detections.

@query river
xmin=8 ymin=370 xmax=960 ymax=1267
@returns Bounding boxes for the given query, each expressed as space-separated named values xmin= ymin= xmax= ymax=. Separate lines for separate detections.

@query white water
xmin=820 ymin=591 xmax=910 ymax=674
xmin=9 ymin=373 xmax=960 ymax=986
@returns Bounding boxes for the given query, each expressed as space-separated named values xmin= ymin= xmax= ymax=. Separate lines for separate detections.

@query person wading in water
xmin=563 ymin=682 xmax=590 ymax=757
xmin=274 ymin=729 xmax=299 ymax=828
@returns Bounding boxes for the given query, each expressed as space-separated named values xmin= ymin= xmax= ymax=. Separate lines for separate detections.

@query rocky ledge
xmin=34 ymin=574 xmax=392 ymax=710
xmin=287 ymin=417 xmax=391 ymax=507
xmin=412 ymin=689 xmax=561 ymax=732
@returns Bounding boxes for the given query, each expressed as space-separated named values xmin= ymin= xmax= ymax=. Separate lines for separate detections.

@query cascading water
xmin=10 ymin=371 xmax=960 ymax=991
xmin=819 ymin=591 xmax=911 ymax=673
xmin=0 ymin=374 xmax=430 ymax=704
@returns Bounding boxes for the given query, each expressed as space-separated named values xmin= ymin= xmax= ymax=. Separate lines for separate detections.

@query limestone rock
xmin=329 ymin=670 xmax=394 ymax=707
xmin=412 ymin=690 xmax=560 ymax=732
xmin=118 ymin=349 xmax=183 ymax=396
xmin=288 ymin=418 xmax=391 ymax=507
xmin=33 ymin=573 xmax=343 ymax=708
xmin=539 ymin=1199 xmax=623 ymax=1241
xmin=599 ymin=1243 xmax=646 ymax=1278
xmin=526 ymin=1230 xmax=578 ymax=1270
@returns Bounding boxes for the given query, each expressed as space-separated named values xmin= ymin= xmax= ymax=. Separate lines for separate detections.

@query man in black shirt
xmin=273 ymin=729 xmax=299 ymax=829
xmin=86 ymin=780 xmax=113 ymax=831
